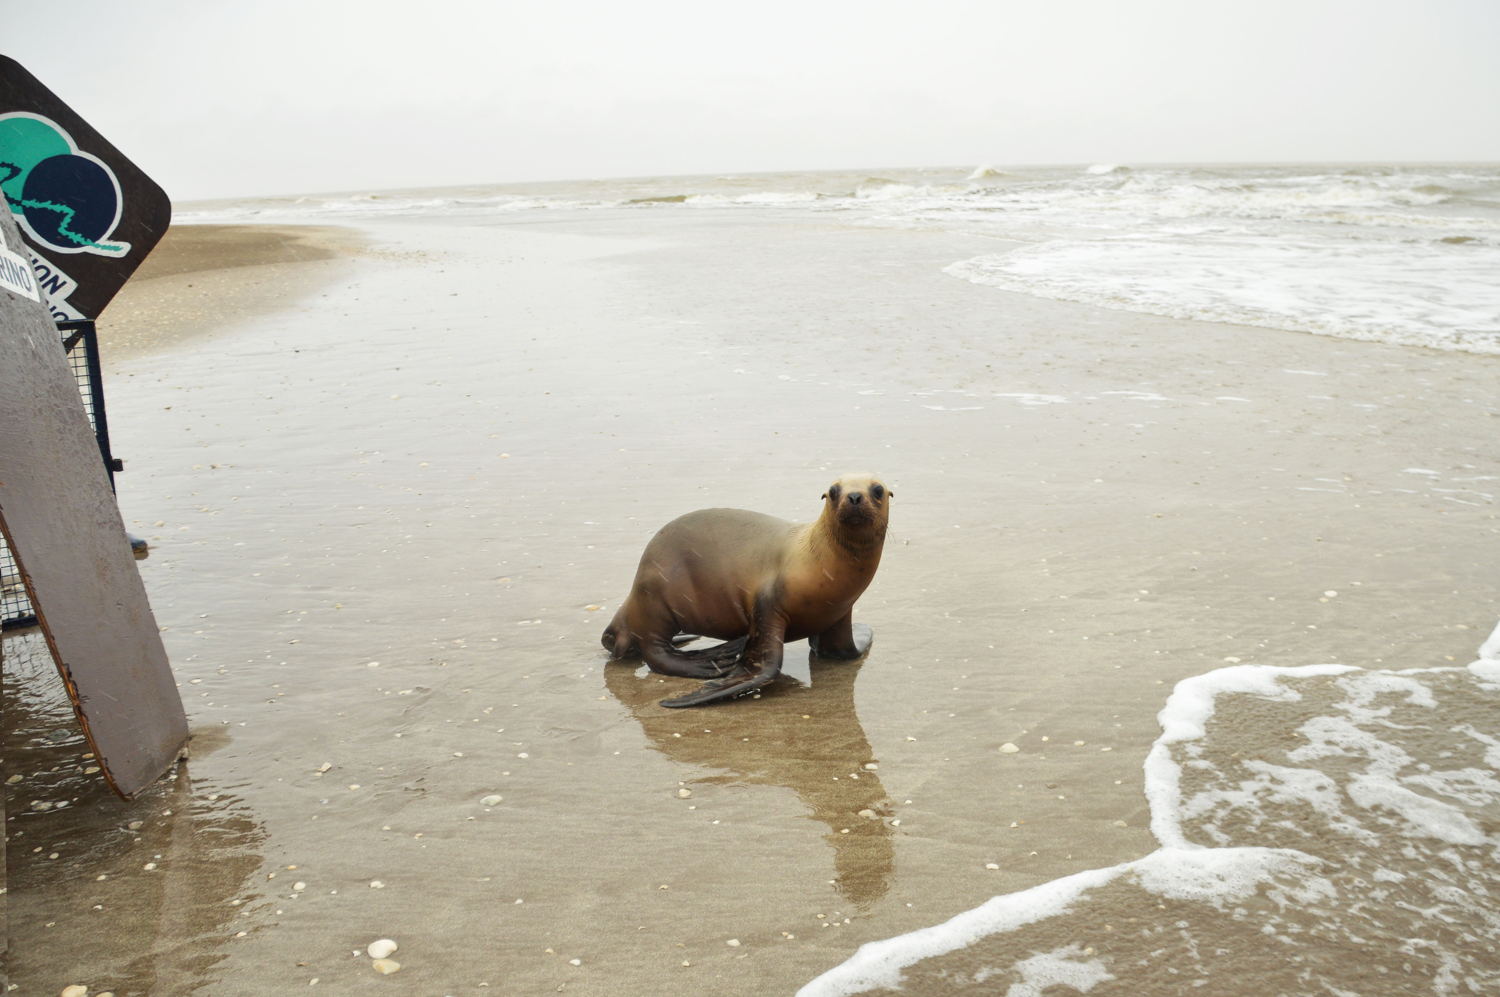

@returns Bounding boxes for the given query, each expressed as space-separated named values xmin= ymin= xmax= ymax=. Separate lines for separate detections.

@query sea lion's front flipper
xmin=810 ymin=620 xmax=874 ymax=660
xmin=661 ymin=597 xmax=784 ymax=707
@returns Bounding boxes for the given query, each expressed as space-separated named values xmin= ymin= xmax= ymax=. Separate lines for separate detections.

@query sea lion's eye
xmin=871 ymin=484 xmax=885 ymax=500
xmin=828 ymin=484 xmax=842 ymax=502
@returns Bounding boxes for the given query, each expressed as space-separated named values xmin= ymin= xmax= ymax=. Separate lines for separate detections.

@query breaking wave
xmin=802 ymin=623 xmax=1500 ymax=996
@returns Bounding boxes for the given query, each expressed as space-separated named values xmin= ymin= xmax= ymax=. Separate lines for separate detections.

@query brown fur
xmin=601 ymin=473 xmax=892 ymax=707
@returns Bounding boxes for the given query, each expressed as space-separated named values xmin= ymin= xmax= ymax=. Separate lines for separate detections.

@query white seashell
xmin=999 ymin=742 xmax=1020 ymax=753
xmin=61 ymin=987 xmax=89 ymax=997
xmin=371 ymin=958 xmax=402 ymax=974
xmin=481 ymin=794 xmax=503 ymax=807
xmin=367 ymin=938 xmax=398 ymax=959
xmin=676 ymin=788 xmax=692 ymax=799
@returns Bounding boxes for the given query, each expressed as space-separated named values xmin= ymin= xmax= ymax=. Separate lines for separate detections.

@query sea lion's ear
xmin=821 ymin=492 xmax=828 ymax=500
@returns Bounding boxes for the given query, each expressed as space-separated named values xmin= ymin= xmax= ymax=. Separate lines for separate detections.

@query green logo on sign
xmin=0 ymin=112 xmax=131 ymax=258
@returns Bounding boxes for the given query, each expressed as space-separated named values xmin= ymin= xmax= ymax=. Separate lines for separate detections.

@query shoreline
xmin=4 ymin=208 xmax=1496 ymax=995
xmin=96 ymin=223 xmax=366 ymax=362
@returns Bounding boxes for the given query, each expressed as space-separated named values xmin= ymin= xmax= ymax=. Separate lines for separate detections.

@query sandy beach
xmin=3 ymin=200 xmax=1497 ymax=994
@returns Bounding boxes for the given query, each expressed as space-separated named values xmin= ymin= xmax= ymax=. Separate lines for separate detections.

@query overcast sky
xmin=7 ymin=0 xmax=1499 ymax=201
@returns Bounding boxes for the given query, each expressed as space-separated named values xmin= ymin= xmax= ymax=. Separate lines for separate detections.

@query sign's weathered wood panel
xmin=0 ymin=207 xmax=186 ymax=798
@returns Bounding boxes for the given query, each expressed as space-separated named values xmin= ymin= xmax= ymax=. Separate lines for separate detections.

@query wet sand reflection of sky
xmin=606 ymin=644 xmax=894 ymax=909
xmin=3 ymin=631 xmax=267 ymax=995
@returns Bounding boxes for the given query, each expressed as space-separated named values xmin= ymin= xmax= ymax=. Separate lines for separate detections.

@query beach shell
xmin=61 ymin=987 xmax=89 ymax=997
xmin=367 ymin=938 xmax=398 ymax=959
xmin=372 ymin=958 xmax=402 ymax=975
xmin=481 ymin=794 xmax=503 ymax=807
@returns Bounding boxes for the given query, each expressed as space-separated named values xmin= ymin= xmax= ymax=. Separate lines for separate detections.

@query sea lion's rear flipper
xmin=673 ymin=636 xmax=748 ymax=662
xmin=659 ymin=663 xmax=781 ymax=708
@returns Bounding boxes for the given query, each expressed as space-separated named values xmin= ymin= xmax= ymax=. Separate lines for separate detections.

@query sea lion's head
xmin=821 ymin=473 xmax=892 ymax=551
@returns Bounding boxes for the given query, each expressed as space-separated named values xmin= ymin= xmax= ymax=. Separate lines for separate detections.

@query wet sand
xmin=3 ymin=207 xmax=1496 ymax=995
xmin=97 ymin=224 xmax=367 ymax=358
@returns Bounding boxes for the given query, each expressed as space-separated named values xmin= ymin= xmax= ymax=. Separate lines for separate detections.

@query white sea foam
xmin=800 ymin=624 xmax=1500 ymax=996
xmin=944 ymin=235 xmax=1500 ymax=354
xmin=683 ymin=190 xmax=821 ymax=205
xmin=1143 ymin=662 xmax=1357 ymax=849
xmin=993 ymin=945 xmax=1113 ymax=994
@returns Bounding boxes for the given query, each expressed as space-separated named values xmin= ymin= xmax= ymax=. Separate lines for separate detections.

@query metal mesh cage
xmin=1 ymin=319 xmax=118 ymax=631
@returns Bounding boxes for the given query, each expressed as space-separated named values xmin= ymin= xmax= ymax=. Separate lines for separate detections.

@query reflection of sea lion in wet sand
xmin=601 ymin=473 xmax=891 ymax=708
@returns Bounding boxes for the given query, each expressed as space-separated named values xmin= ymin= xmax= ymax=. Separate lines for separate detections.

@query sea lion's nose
xmin=846 ymin=492 xmax=863 ymax=505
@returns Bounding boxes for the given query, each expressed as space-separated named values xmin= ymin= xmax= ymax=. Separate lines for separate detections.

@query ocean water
xmin=179 ymin=162 xmax=1500 ymax=354
xmin=801 ymin=623 xmax=1500 ymax=996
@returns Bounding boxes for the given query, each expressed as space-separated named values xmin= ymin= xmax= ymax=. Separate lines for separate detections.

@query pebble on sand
xmin=481 ymin=794 xmax=503 ymax=806
xmin=999 ymin=742 xmax=1020 ymax=753
xmin=61 ymin=987 xmax=88 ymax=997
xmin=676 ymin=788 xmax=692 ymax=799
xmin=372 ymin=958 xmax=402 ymax=975
xmin=367 ymin=938 xmax=398 ymax=959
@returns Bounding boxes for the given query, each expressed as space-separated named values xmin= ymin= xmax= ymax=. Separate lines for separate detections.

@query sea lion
xmin=601 ymin=473 xmax=892 ymax=708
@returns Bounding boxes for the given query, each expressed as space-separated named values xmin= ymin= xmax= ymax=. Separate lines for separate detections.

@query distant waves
xmin=175 ymin=163 xmax=1500 ymax=354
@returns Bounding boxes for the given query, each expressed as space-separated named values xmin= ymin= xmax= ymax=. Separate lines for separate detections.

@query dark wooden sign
xmin=0 ymin=207 xmax=187 ymax=798
xmin=0 ymin=55 xmax=172 ymax=321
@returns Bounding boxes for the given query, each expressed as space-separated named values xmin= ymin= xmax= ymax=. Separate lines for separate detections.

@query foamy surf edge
xmin=798 ymin=621 xmax=1500 ymax=996
xmin=796 ymin=846 xmax=1320 ymax=996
